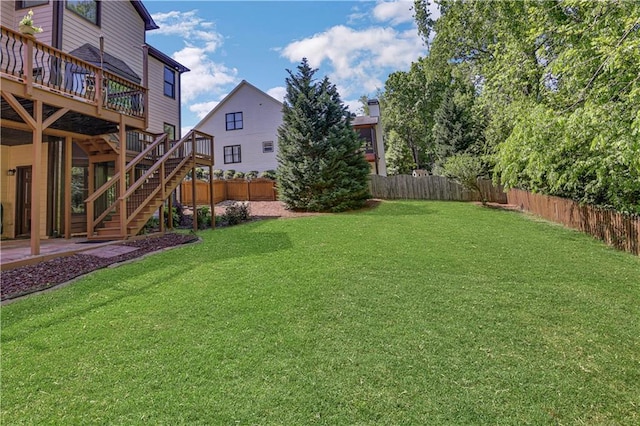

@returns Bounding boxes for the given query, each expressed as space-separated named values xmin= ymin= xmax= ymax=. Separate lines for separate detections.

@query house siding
xmin=196 ymin=82 xmax=283 ymax=173
xmin=2 ymin=2 xmax=55 ymax=46
xmin=62 ymin=0 xmax=145 ymax=81
xmin=1 ymin=144 xmax=49 ymax=239
xmin=147 ymin=55 xmax=180 ymax=136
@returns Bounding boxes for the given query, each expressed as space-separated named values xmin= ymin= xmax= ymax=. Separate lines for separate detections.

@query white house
xmin=194 ymin=80 xmax=283 ymax=174
xmin=194 ymin=82 xmax=387 ymax=176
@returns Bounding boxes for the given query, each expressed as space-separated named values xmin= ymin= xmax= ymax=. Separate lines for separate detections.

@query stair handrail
xmin=86 ymin=132 xmax=167 ymax=235
xmin=120 ymin=129 xmax=208 ymax=204
xmin=85 ymin=132 xmax=166 ymax=206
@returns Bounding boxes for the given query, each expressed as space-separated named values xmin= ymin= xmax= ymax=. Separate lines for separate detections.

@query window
xmin=164 ymin=123 xmax=176 ymax=141
xmin=357 ymin=127 xmax=376 ymax=154
xmin=17 ymin=1 xmax=48 ymax=9
xmin=225 ymin=112 xmax=243 ymax=131
xmin=66 ymin=0 xmax=99 ymax=25
xmin=224 ymin=145 xmax=241 ymax=164
xmin=163 ymin=66 xmax=175 ymax=98
xmin=262 ymin=141 xmax=274 ymax=153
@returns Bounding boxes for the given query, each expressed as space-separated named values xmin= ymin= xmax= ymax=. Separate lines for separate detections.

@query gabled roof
xmin=131 ymin=1 xmax=159 ymax=31
xmin=69 ymin=44 xmax=141 ymax=83
xmin=194 ymin=80 xmax=284 ymax=129
xmin=147 ymin=45 xmax=190 ymax=73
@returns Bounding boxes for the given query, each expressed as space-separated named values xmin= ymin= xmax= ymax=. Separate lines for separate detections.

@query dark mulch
xmin=1 ymin=233 xmax=199 ymax=302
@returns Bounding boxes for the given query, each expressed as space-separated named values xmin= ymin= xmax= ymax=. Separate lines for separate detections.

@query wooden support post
xmin=24 ymin=36 xmax=33 ymax=97
xmin=209 ymin=164 xmax=215 ymax=229
xmin=29 ymin=100 xmax=43 ymax=255
xmin=64 ymin=137 xmax=72 ymax=239
xmin=119 ymin=115 xmax=127 ymax=238
xmin=159 ymin=160 xmax=165 ymax=234
xmin=192 ymin=133 xmax=197 ymax=232
xmin=142 ymin=45 xmax=149 ymax=129
xmin=192 ymin=166 xmax=197 ymax=232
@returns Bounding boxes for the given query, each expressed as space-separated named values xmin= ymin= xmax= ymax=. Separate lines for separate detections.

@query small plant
xmin=225 ymin=202 xmax=251 ymax=226
xmin=163 ymin=203 xmax=182 ymax=228
xmin=196 ymin=206 xmax=212 ymax=229
xmin=246 ymin=170 xmax=259 ymax=180
xmin=260 ymin=169 xmax=277 ymax=180
xmin=223 ymin=169 xmax=236 ymax=180
xmin=442 ymin=153 xmax=488 ymax=205
xmin=233 ymin=171 xmax=245 ymax=179
xmin=212 ymin=169 xmax=224 ymax=180
xmin=19 ymin=10 xmax=43 ymax=33
xmin=141 ymin=216 xmax=160 ymax=234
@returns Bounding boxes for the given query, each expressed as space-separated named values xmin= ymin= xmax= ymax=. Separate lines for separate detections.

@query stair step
xmin=96 ymin=227 xmax=124 ymax=237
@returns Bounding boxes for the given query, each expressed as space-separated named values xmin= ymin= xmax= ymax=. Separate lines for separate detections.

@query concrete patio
xmin=0 ymin=238 xmax=121 ymax=271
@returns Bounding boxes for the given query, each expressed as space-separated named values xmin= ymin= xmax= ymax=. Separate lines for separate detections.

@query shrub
xmin=196 ymin=206 xmax=212 ymax=229
xmin=223 ymin=169 xmax=236 ymax=180
xmin=163 ymin=201 xmax=186 ymax=228
xmin=442 ymin=153 xmax=488 ymax=204
xmin=246 ymin=170 xmax=259 ymax=180
xmin=260 ymin=169 xmax=277 ymax=180
xmin=212 ymin=169 xmax=224 ymax=179
xmin=142 ymin=216 xmax=160 ymax=234
xmin=225 ymin=202 xmax=251 ymax=226
xmin=233 ymin=171 xmax=245 ymax=179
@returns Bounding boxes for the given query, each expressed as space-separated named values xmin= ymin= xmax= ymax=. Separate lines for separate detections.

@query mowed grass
xmin=2 ymin=201 xmax=639 ymax=424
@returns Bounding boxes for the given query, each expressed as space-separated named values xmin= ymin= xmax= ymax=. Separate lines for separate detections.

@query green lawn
xmin=2 ymin=201 xmax=639 ymax=424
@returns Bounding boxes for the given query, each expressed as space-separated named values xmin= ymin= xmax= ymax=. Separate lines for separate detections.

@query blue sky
xmin=144 ymin=1 xmax=438 ymax=135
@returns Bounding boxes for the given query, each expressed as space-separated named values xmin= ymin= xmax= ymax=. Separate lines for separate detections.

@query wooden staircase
xmin=85 ymin=130 xmax=214 ymax=240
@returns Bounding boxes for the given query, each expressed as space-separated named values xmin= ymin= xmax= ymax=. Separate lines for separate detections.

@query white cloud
xmin=189 ymin=100 xmax=220 ymax=120
xmin=151 ymin=10 xmax=222 ymax=49
xmin=280 ymin=24 xmax=426 ymax=98
xmin=344 ymin=99 xmax=364 ymax=115
xmin=151 ymin=10 xmax=239 ymax=103
xmin=267 ymin=86 xmax=287 ymax=103
xmin=372 ymin=1 xmax=415 ymax=25
xmin=174 ymin=45 xmax=238 ymax=102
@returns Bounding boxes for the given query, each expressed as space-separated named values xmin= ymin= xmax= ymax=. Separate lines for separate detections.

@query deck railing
xmin=0 ymin=26 xmax=146 ymax=119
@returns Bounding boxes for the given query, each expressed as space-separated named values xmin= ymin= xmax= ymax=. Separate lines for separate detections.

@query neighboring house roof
xmin=130 ymin=0 xmax=159 ymax=31
xmin=194 ymin=80 xmax=284 ymax=129
xmin=69 ymin=43 xmax=141 ymax=84
xmin=352 ymin=116 xmax=379 ymax=126
xmin=147 ymin=45 xmax=190 ymax=73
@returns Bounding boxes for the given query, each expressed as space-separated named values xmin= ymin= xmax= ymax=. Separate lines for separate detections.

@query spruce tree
xmin=277 ymin=59 xmax=371 ymax=212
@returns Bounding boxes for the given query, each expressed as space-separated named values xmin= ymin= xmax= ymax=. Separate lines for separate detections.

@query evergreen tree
xmin=277 ymin=59 xmax=371 ymax=212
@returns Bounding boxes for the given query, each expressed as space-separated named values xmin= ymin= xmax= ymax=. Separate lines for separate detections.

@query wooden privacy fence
xmin=180 ymin=179 xmax=277 ymax=204
xmin=368 ymin=175 xmax=507 ymax=203
xmin=507 ymin=189 xmax=640 ymax=256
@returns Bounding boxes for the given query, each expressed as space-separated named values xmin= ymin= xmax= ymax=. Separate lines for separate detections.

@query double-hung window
xmin=224 ymin=145 xmax=241 ymax=164
xmin=225 ymin=112 xmax=243 ymax=131
xmin=66 ymin=0 xmax=100 ymax=25
xmin=164 ymin=66 xmax=175 ymax=98
xmin=17 ymin=1 xmax=48 ymax=9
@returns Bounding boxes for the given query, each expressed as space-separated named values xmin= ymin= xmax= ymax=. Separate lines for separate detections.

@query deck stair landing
xmin=85 ymin=130 xmax=214 ymax=240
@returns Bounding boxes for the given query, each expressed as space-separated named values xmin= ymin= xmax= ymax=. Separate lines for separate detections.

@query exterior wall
xmin=374 ymin=121 xmax=387 ymax=176
xmin=2 ymin=2 xmax=55 ymax=45
xmin=62 ymin=0 xmax=145 ymax=80
xmin=0 ymin=145 xmax=11 ymax=238
xmin=147 ymin=55 xmax=181 ymax=136
xmin=196 ymin=84 xmax=283 ymax=174
xmin=0 ymin=143 xmax=49 ymax=239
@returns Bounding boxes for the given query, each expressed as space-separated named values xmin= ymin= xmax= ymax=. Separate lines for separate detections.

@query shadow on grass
xmin=366 ymin=200 xmax=438 ymax=216
xmin=195 ymin=229 xmax=293 ymax=263
xmin=1 ymin=263 xmax=196 ymax=343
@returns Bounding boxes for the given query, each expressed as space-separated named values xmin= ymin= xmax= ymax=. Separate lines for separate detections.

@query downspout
xmin=52 ymin=0 xmax=63 ymax=49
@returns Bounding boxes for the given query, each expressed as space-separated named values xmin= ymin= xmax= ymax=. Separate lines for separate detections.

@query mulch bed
xmin=1 ymin=233 xmax=199 ymax=302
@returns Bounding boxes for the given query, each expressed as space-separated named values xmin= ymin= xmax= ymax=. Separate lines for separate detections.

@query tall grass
xmin=2 ymin=201 xmax=639 ymax=424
